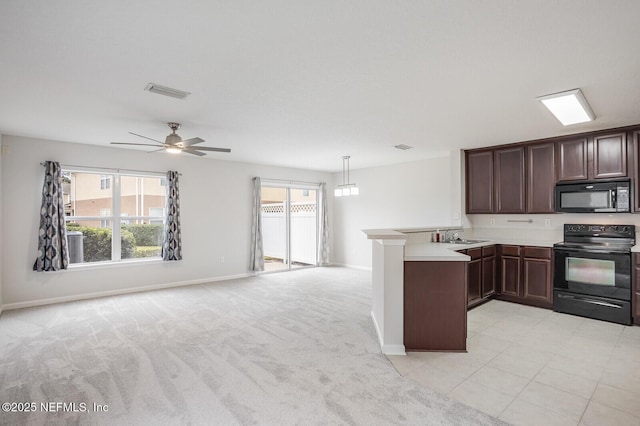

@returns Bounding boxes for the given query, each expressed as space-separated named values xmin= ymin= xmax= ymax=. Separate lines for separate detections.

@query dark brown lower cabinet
xmin=522 ymin=247 xmax=553 ymax=307
xmin=482 ymin=246 xmax=497 ymax=298
xmin=633 ymin=253 xmax=640 ymax=325
xmin=467 ymin=248 xmax=482 ymax=306
xmin=404 ymin=261 xmax=467 ymax=351
xmin=499 ymin=245 xmax=521 ymax=297
xmin=458 ymin=246 xmax=496 ymax=308
xmin=497 ymin=245 xmax=553 ymax=309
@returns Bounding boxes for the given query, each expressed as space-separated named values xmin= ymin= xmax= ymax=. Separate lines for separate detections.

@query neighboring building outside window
xmin=64 ymin=170 xmax=166 ymax=265
xmin=100 ymin=175 xmax=111 ymax=190
xmin=99 ymin=208 xmax=111 ymax=228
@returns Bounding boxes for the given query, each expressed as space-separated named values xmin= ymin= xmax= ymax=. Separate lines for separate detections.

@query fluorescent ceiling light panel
xmin=537 ymin=89 xmax=595 ymax=126
xmin=145 ymin=83 xmax=191 ymax=99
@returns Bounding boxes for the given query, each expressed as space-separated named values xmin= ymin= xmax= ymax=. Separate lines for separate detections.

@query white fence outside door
xmin=262 ymin=201 xmax=317 ymax=265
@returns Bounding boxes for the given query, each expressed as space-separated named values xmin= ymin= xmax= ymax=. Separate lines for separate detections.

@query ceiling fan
xmin=111 ymin=122 xmax=231 ymax=156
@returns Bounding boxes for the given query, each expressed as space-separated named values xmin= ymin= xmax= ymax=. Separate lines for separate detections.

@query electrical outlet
xmin=490 ymin=217 xmax=496 ymax=225
xmin=545 ymin=219 xmax=551 ymax=227
xmin=220 ymin=256 xmax=225 ymax=263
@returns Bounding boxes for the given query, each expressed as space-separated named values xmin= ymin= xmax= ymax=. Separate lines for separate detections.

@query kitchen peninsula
xmin=363 ymin=228 xmax=482 ymax=355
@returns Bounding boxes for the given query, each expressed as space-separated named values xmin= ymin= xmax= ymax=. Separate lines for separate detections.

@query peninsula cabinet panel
xmin=494 ymin=146 xmax=526 ymax=213
xmin=557 ymin=138 xmax=589 ymax=182
xmin=404 ymin=261 xmax=467 ymax=351
xmin=466 ymin=150 xmax=493 ymax=213
xmin=592 ymin=132 xmax=627 ymax=179
xmin=526 ymin=142 xmax=556 ymax=213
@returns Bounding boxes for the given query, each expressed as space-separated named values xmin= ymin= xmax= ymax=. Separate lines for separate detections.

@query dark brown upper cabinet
xmin=556 ymin=138 xmax=589 ymax=181
xmin=494 ymin=146 xmax=526 ymax=213
xmin=466 ymin=150 xmax=493 ymax=213
xmin=466 ymin=143 xmax=555 ymax=214
xmin=465 ymin=123 xmax=639 ymax=214
xmin=526 ymin=143 xmax=556 ymax=213
xmin=633 ymin=131 xmax=640 ymax=212
xmin=557 ymin=132 xmax=627 ymax=182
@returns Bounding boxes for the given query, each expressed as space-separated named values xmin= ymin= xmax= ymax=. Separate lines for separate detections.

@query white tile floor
xmin=387 ymin=300 xmax=640 ymax=426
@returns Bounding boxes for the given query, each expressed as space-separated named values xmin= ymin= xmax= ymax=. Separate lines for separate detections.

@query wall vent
xmin=144 ymin=83 xmax=191 ymax=99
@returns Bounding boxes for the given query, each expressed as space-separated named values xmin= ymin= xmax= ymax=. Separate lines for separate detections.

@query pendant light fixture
xmin=334 ymin=155 xmax=359 ymax=197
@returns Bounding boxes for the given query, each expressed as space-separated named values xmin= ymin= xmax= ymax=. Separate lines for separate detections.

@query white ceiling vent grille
xmin=144 ymin=83 xmax=191 ymax=99
xmin=394 ymin=144 xmax=413 ymax=150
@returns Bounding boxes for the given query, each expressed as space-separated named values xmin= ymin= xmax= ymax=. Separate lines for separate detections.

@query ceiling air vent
xmin=394 ymin=144 xmax=413 ymax=150
xmin=144 ymin=83 xmax=191 ymax=99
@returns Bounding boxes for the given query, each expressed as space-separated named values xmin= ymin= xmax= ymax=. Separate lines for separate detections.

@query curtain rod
xmin=40 ymin=162 xmax=181 ymax=176
xmin=260 ymin=177 xmax=324 ymax=186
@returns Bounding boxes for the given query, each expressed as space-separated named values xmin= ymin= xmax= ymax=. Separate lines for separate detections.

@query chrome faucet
xmin=442 ymin=229 xmax=462 ymax=243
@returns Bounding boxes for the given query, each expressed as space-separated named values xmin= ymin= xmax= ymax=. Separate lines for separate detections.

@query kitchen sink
xmin=446 ymin=239 xmax=489 ymax=245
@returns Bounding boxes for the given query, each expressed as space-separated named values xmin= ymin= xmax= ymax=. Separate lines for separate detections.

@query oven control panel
xmin=564 ymin=224 xmax=635 ymax=238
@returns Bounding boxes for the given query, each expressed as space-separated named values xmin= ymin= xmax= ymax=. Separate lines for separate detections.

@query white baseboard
xmin=382 ymin=344 xmax=406 ymax=356
xmin=371 ymin=311 xmax=406 ymax=356
xmin=1 ymin=273 xmax=253 ymax=312
xmin=371 ymin=310 xmax=384 ymax=349
xmin=330 ymin=262 xmax=372 ymax=272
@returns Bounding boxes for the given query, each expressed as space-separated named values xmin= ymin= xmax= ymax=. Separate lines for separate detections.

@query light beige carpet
xmin=0 ymin=267 xmax=507 ymax=425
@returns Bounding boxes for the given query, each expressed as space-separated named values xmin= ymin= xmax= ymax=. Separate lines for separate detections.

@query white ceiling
xmin=1 ymin=1 xmax=640 ymax=172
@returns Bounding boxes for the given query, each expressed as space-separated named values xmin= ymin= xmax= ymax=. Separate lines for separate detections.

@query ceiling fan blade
xmin=182 ymin=148 xmax=207 ymax=156
xmin=180 ymin=137 xmax=205 ymax=147
xmin=129 ymin=132 xmax=164 ymax=144
xmin=111 ymin=142 xmax=164 ymax=148
xmin=191 ymin=146 xmax=231 ymax=153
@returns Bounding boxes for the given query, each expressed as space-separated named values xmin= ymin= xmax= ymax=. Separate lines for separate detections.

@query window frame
xmin=63 ymin=167 xmax=166 ymax=267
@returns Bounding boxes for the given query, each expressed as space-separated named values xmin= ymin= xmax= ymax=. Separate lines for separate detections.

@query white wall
xmin=332 ymin=152 xmax=460 ymax=268
xmin=0 ymin=135 xmax=333 ymax=307
xmin=468 ymin=213 xmax=640 ymax=243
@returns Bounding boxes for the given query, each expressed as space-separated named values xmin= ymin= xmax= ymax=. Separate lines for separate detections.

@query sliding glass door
xmin=261 ymin=183 xmax=318 ymax=272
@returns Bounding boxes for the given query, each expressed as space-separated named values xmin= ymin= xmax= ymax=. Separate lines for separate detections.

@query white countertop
xmin=404 ymin=238 xmax=556 ymax=261
xmin=362 ymin=228 xmax=408 ymax=240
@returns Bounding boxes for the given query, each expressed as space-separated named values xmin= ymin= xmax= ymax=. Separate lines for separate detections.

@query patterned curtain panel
xmin=162 ymin=171 xmax=182 ymax=261
xmin=249 ymin=177 xmax=264 ymax=271
xmin=318 ymin=182 xmax=330 ymax=265
xmin=33 ymin=161 xmax=69 ymax=271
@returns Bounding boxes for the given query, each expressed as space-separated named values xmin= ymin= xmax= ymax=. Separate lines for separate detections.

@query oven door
xmin=553 ymin=248 xmax=631 ymax=300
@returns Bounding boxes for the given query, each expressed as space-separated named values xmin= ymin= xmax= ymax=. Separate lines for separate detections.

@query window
xmin=100 ymin=175 xmax=111 ymax=190
xmin=148 ymin=207 xmax=165 ymax=225
xmin=64 ymin=170 xmax=166 ymax=265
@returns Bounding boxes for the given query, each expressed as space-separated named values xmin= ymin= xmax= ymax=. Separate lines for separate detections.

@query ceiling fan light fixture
xmin=165 ymin=147 xmax=181 ymax=154
xmin=537 ymin=88 xmax=595 ymax=126
xmin=144 ymin=83 xmax=191 ymax=99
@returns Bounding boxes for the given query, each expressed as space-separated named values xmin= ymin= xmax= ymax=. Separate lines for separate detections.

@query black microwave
xmin=555 ymin=180 xmax=631 ymax=213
